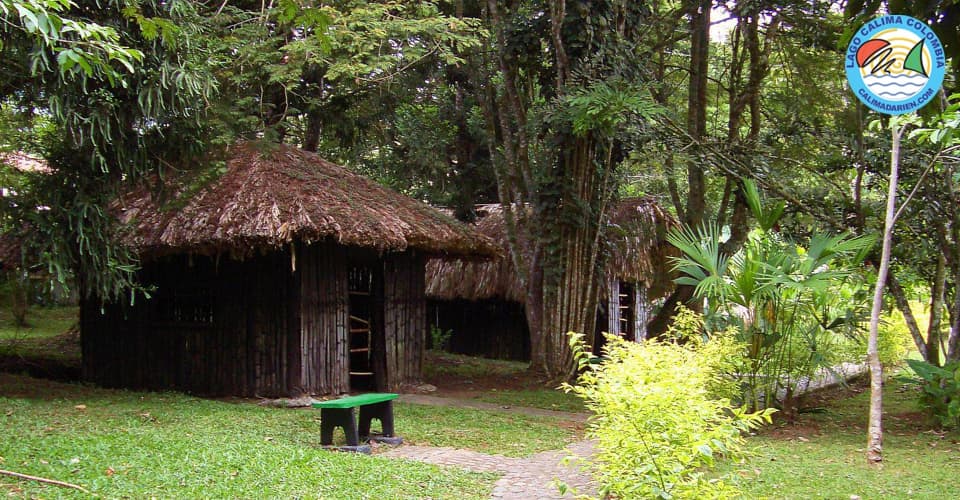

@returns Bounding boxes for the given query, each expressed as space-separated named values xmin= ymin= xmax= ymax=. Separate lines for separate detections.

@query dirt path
xmin=384 ymin=395 xmax=597 ymax=499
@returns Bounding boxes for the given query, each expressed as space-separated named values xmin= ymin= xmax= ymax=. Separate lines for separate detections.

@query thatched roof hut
xmin=426 ymin=197 xmax=677 ymax=303
xmin=119 ymin=142 xmax=496 ymax=259
xmin=83 ymin=142 xmax=496 ymax=397
xmin=424 ymin=198 xmax=677 ymax=359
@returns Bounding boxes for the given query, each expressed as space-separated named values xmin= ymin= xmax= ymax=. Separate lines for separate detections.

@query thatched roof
xmin=425 ymin=204 xmax=525 ymax=302
xmin=605 ymin=197 xmax=679 ymax=297
xmin=118 ymin=142 xmax=498 ymax=259
xmin=425 ymin=197 xmax=678 ymax=302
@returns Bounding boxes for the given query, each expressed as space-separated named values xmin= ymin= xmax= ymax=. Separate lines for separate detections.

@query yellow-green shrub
xmin=878 ymin=307 xmax=922 ymax=365
xmin=564 ymin=328 xmax=774 ymax=499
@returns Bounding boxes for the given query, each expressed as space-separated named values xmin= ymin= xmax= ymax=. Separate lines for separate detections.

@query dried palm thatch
xmin=425 ymin=197 xmax=678 ymax=302
xmin=605 ymin=197 xmax=679 ymax=299
xmin=425 ymin=204 xmax=525 ymax=302
xmin=118 ymin=142 xmax=498 ymax=259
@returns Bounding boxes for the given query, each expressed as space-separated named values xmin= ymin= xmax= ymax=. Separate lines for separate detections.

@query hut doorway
xmin=347 ymin=264 xmax=385 ymax=391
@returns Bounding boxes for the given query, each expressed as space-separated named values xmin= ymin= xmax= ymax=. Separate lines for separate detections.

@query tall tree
xmin=481 ymin=0 xmax=660 ymax=380
xmin=1 ymin=0 xmax=218 ymax=301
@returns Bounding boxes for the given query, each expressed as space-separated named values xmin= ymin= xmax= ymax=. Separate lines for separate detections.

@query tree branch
xmin=0 ymin=469 xmax=92 ymax=495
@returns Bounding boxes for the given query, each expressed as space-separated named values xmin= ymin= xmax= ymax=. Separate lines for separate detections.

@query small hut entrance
xmin=348 ymin=264 xmax=386 ymax=391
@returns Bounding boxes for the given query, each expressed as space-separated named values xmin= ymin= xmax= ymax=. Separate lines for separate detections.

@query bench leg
xmin=358 ymin=401 xmax=395 ymax=440
xmin=320 ymin=407 xmax=360 ymax=446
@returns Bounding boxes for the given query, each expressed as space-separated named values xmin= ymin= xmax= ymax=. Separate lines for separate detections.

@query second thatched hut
xmin=425 ymin=198 xmax=677 ymax=360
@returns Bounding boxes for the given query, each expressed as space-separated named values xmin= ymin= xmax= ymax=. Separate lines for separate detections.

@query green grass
xmin=0 ymin=305 xmax=76 ymax=340
xmin=475 ymin=389 xmax=585 ymax=413
xmin=0 ymin=374 xmax=507 ymax=498
xmin=715 ymin=372 xmax=960 ymax=499
xmin=424 ymin=351 xmax=585 ymax=413
xmin=424 ymin=351 xmax=529 ymax=379
xmin=398 ymin=403 xmax=577 ymax=456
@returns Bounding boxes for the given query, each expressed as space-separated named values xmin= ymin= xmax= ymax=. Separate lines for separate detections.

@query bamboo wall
xmin=81 ymin=241 xmax=427 ymax=397
xmin=382 ymin=252 xmax=427 ymax=390
xmin=82 ymin=251 xmax=302 ymax=396
xmin=298 ymin=242 xmax=350 ymax=394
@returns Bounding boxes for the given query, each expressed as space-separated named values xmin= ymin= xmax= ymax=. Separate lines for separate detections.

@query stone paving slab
xmin=383 ymin=394 xmax=597 ymax=498
xmin=381 ymin=440 xmax=597 ymax=499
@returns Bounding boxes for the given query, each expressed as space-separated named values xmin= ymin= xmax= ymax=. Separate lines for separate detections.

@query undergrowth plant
xmin=563 ymin=317 xmax=774 ymax=499
xmin=899 ymin=359 xmax=960 ymax=428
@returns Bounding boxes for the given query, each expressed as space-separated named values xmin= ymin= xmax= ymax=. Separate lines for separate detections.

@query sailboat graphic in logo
xmin=845 ymin=16 xmax=945 ymax=115
xmin=857 ymin=36 xmax=929 ymax=100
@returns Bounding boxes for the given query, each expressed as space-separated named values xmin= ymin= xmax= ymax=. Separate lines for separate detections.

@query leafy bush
xmin=429 ymin=325 xmax=453 ymax=351
xmin=900 ymin=359 xmax=960 ymax=428
xmin=563 ymin=325 xmax=774 ymax=499
xmin=876 ymin=308 xmax=917 ymax=366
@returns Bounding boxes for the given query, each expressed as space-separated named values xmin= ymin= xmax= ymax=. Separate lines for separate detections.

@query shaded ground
xmin=422 ymin=351 xmax=542 ymax=394
xmin=0 ymin=330 xmax=80 ymax=381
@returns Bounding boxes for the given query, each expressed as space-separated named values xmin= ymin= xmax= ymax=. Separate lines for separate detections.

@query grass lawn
xmin=0 ymin=373 xmax=578 ymax=498
xmin=424 ymin=351 xmax=585 ymax=413
xmin=0 ymin=305 xmax=79 ymax=364
xmin=0 ymin=305 xmax=76 ymax=341
xmin=475 ymin=389 xmax=585 ymax=413
xmin=718 ymin=373 xmax=960 ymax=499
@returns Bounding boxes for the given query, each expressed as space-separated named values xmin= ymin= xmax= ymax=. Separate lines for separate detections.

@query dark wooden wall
xmin=382 ymin=252 xmax=426 ymax=390
xmin=428 ymin=299 xmax=531 ymax=361
xmin=82 ymin=250 xmax=301 ymax=397
xmin=81 ymin=242 xmax=427 ymax=397
xmin=298 ymin=242 xmax=350 ymax=395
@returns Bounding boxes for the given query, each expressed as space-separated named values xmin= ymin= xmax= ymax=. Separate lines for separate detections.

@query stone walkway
xmin=382 ymin=395 xmax=597 ymax=499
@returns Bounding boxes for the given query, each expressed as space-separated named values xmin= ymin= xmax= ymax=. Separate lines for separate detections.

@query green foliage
xmin=742 ymin=179 xmax=785 ymax=233
xmin=563 ymin=80 xmax=662 ymax=137
xmin=0 ymin=0 xmax=143 ymax=85
xmin=1 ymin=0 xmax=222 ymax=302
xmin=875 ymin=307 xmax=919 ymax=366
xmin=429 ymin=324 xmax=453 ymax=351
xmin=669 ymin=182 xmax=876 ymax=410
xmin=900 ymin=359 xmax=960 ymax=429
xmin=563 ymin=331 xmax=774 ymax=499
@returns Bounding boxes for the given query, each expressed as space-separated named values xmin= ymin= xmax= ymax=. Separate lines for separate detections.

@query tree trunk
xmin=11 ymin=270 xmax=28 ymax=328
xmin=949 ymin=280 xmax=960 ymax=362
xmin=684 ymin=0 xmax=710 ymax=228
xmin=866 ymin=125 xmax=904 ymax=464
xmin=927 ymin=250 xmax=947 ymax=364
xmin=888 ymin=273 xmax=930 ymax=362
xmin=536 ymin=134 xmax=605 ymax=382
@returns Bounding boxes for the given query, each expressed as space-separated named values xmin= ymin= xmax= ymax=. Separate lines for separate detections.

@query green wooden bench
xmin=312 ymin=393 xmax=401 ymax=452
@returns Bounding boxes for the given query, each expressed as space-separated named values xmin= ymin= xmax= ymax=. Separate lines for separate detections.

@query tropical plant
xmin=899 ymin=359 xmax=960 ymax=429
xmin=668 ymin=180 xmax=876 ymax=411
